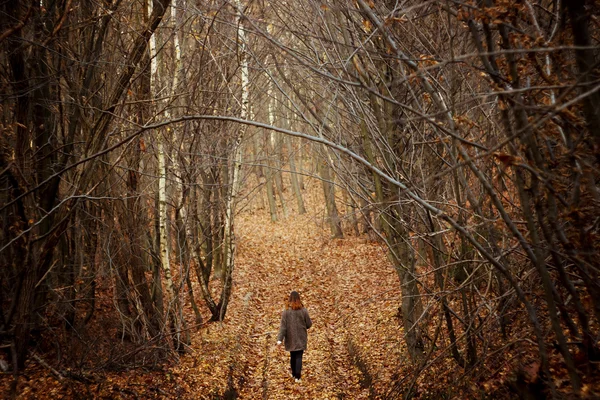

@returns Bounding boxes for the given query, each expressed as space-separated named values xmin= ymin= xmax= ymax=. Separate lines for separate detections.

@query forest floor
xmin=4 ymin=187 xmax=599 ymax=399
xmin=3 ymin=189 xmax=412 ymax=399
xmin=171 ymin=203 xmax=405 ymax=399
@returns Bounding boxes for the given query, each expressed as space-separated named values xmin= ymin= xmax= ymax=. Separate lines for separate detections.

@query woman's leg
xmin=289 ymin=352 xmax=296 ymax=377
xmin=290 ymin=350 xmax=304 ymax=379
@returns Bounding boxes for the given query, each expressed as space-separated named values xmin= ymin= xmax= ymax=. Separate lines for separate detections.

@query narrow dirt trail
xmin=235 ymin=212 xmax=369 ymax=399
xmin=174 ymin=204 xmax=405 ymax=399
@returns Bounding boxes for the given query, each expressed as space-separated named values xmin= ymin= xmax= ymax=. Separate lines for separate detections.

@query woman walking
xmin=277 ymin=291 xmax=312 ymax=382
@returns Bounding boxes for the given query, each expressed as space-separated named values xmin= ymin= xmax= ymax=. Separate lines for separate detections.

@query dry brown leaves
xmin=170 ymin=187 xmax=404 ymax=399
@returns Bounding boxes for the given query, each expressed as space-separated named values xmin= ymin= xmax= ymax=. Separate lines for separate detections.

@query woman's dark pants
xmin=290 ymin=350 xmax=304 ymax=379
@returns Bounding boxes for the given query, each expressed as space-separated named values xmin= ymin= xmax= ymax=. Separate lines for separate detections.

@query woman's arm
xmin=305 ymin=309 xmax=313 ymax=329
xmin=277 ymin=311 xmax=287 ymax=342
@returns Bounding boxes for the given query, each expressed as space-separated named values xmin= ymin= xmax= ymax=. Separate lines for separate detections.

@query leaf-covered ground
xmin=172 ymin=201 xmax=404 ymax=399
xmin=2 ymin=190 xmax=408 ymax=399
xmin=4 ymin=185 xmax=600 ymax=398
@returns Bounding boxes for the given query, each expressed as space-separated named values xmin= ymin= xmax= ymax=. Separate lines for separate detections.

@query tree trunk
xmin=281 ymin=96 xmax=305 ymax=214
xmin=565 ymin=0 xmax=600 ymax=158
xmin=215 ymin=0 xmax=250 ymax=321
xmin=267 ymin=79 xmax=288 ymax=218
xmin=318 ymin=156 xmax=343 ymax=238
xmin=264 ymin=134 xmax=279 ymax=222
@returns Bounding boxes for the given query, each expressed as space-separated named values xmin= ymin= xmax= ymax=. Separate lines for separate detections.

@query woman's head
xmin=288 ymin=291 xmax=303 ymax=310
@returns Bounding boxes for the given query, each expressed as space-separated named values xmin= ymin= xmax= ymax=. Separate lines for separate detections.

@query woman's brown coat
xmin=277 ymin=308 xmax=312 ymax=352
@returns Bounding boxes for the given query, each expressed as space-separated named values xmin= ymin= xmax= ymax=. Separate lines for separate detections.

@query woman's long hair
xmin=288 ymin=291 xmax=303 ymax=310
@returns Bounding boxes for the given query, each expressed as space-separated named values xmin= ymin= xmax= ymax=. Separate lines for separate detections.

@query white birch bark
xmin=158 ymin=139 xmax=171 ymax=302
xmin=148 ymin=0 xmax=168 ymax=309
xmin=151 ymin=0 xmax=184 ymax=344
xmin=148 ymin=0 xmax=172 ymax=309
xmin=149 ymin=1 xmax=157 ymax=92
xmin=219 ymin=0 xmax=248 ymax=320
xmin=163 ymin=0 xmax=187 ymax=347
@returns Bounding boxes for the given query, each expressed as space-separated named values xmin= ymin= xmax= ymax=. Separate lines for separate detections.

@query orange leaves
xmin=522 ymin=362 xmax=540 ymax=384
xmin=456 ymin=2 xmax=526 ymax=25
xmin=384 ymin=15 xmax=408 ymax=26
xmin=493 ymin=152 xmax=517 ymax=168
xmin=455 ymin=8 xmax=471 ymax=22
xmin=217 ymin=201 xmax=402 ymax=399
xmin=498 ymin=98 xmax=507 ymax=111
xmin=558 ymin=107 xmax=585 ymax=126
xmin=422 ymin=92 xmax=432 ymax=104
xmin=417 ymin=54 xmax=439 ymax=68
xmin=362 ymin=19 xmax=372 ymax=33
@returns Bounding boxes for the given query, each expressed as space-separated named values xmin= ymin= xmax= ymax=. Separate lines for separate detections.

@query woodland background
xmin=1 ymin=0 xmax=599 ymax=398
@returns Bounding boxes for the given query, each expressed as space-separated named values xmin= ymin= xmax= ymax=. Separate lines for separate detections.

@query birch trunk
xmin=216 ymin=0 xmax=248 ymax=320
xmin=151 ymin=0 xmax=186 ymax=350
xmin=267 ymin=75 xmax=288 ymax=218
xmin=158 ymin=137 xmax=177 ymax=328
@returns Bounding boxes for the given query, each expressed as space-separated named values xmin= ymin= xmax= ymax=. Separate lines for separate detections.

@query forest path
xmin=175 ymin=204 xmax=405 ymax=399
